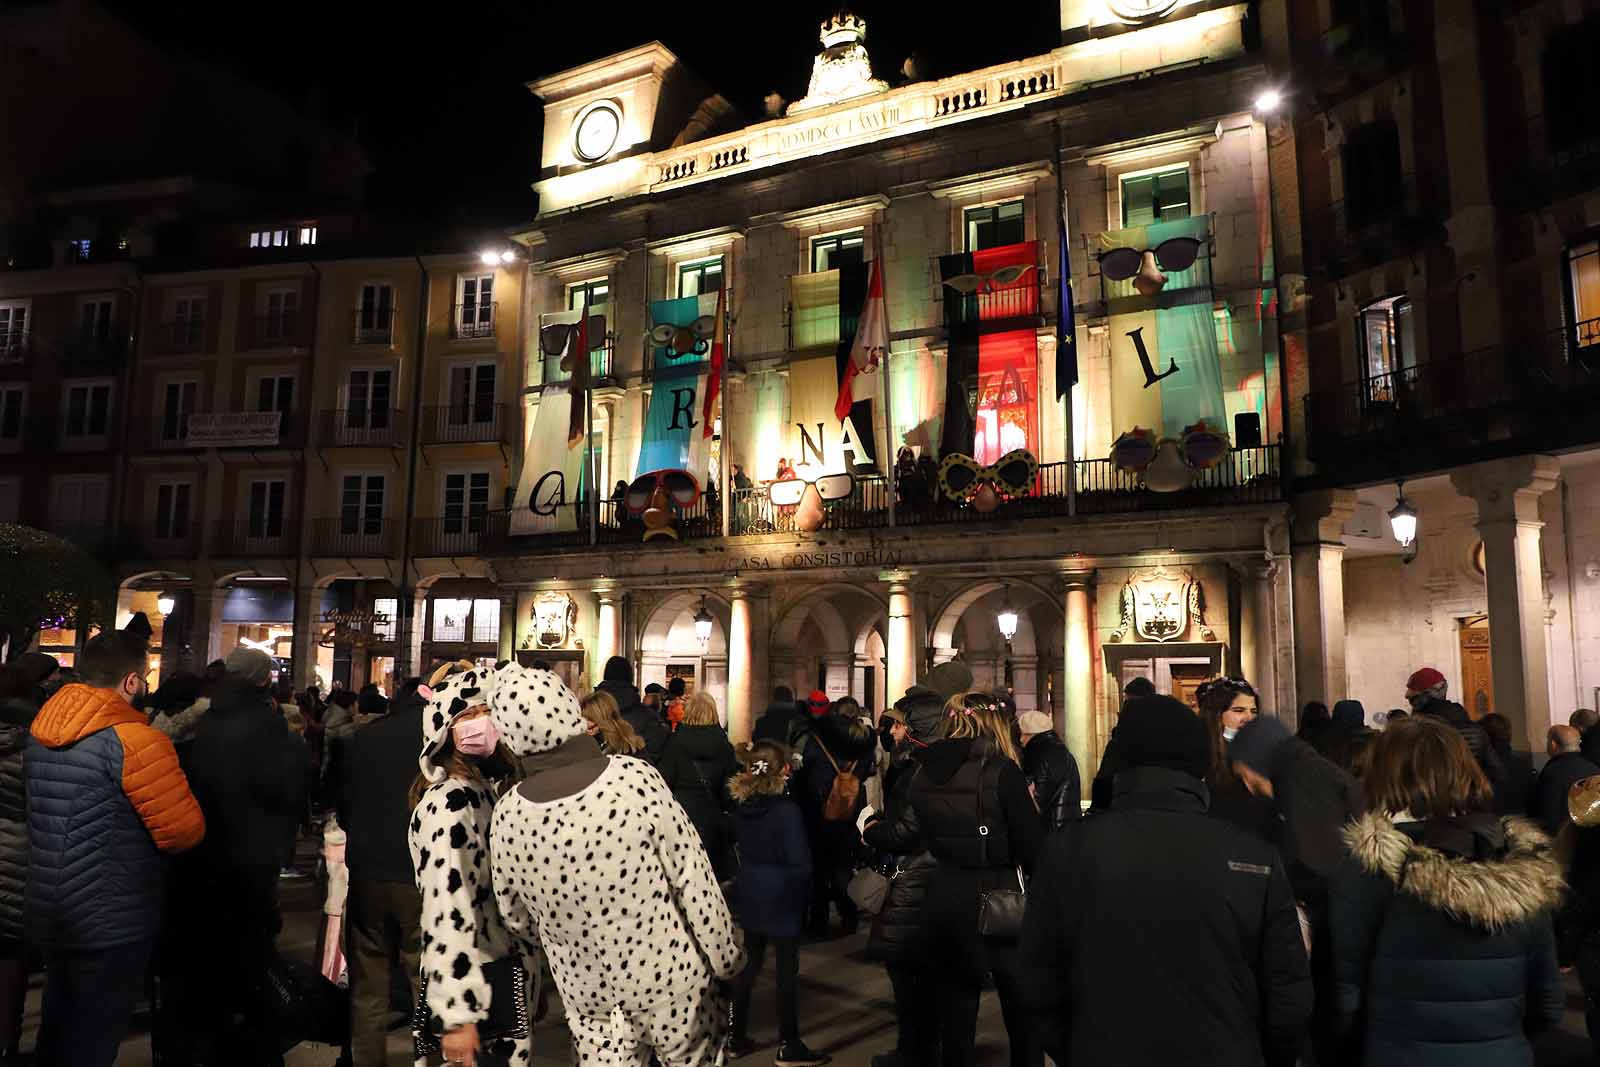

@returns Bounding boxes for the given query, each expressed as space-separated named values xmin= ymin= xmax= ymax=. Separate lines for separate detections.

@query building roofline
xmin=525 ymin=41 xmax=683 ymax=103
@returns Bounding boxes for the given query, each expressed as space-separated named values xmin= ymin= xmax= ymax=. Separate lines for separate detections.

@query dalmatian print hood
xmin=417 ymin=665 xmax=499 ymax=784
xmin=486 ymin=662 xmax=586 ymax=756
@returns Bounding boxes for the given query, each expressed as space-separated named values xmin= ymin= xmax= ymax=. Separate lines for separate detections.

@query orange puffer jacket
xmin=25 ymin=684 xmax=205 ymax=949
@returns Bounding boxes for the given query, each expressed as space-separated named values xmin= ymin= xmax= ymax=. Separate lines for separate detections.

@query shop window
xmin=810 ymin=231 xmax=864 ymax=273
xmin=1119 ymin=168 xmax=1191 ymax=228
xmin=1356 ymin=295 xmax=1415 ymax=400
xmin=677 ymin=257 xmax=723 ymax=298
xmin=1342 ymin=120 xmax=1404 ymax=229
xmin=432 ymin=598 xmax=471 ymax=642
xmin=1544 ymin=19 xmax=1600 ymax=153
xmin=372 ymin=597 xmax=398 ymax=641
xmin=1567 ymin=241 xmax=1600 ymax=347
xmin=964 ymin=201 xmax=1025 ymax=252
xmin=471 ymin=599 xmax=500 ymax=644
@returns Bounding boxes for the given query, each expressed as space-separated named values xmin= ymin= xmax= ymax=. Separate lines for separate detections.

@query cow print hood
xmin=487 ymin=662 xmax=586 ymax=756
xmin=418 ymin=665 xmax=498 ymax=784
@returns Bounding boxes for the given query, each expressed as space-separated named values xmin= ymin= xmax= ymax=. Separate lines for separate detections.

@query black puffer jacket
xmin=1021 ymin=730 xmax=1080 ymax=831
xmin=862 ymin=749 xmax=934 ymax=964
xmin=599 ymin=679 xmax=668 ymax=765
xmin=659 ymin=723 xmax=739 ymax=876
xmin=0 ymin=697 xmax=35 ymax=943
xmin=1331 ymin=812 xmax=1564 ymax=1067
xmin=335 ymin=690 xmax=427 ymax=885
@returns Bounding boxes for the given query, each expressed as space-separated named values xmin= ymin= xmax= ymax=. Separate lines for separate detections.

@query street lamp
xmin=156 ymin=593 xmax=176 ymax=618
xmin=996 ymin=587 xmax=1019 ymax=645
xmin=1253 ymin=88 xmax=1283 ymax=113
xmin=1388 ymin=482 xmax=1418 ymax=548
xmin=479 ymin=248 xmax=519 ymax=266
xmin=693 ymin=598 xmax=713 ymax=646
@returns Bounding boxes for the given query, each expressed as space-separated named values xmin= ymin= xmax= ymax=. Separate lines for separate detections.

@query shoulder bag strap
xmin=815 ymin=736 xmax=842 ymax=775
xmin=976 ymin=751 xmax=991 ymax=868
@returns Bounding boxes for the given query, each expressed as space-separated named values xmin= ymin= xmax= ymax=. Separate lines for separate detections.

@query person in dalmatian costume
xmin=410 ymin=662 xmax=535 ymax=1067
xmin=487 ymin=663 xmax=744 ymax=1066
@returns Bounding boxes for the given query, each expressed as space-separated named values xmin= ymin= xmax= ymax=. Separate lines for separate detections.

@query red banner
xmin=974 ymin=328 xmax=1038 ymax=464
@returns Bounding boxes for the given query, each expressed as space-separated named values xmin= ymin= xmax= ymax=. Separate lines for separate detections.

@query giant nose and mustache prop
xmin=1133 ymin=250 xmax=1167 ymax=296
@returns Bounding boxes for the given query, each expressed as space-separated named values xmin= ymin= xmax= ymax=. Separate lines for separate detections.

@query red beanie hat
xmin=1406 ymin=667 xmax=1446 ymax=692
xmin=807 ymin=689 xmax=829 ymax=715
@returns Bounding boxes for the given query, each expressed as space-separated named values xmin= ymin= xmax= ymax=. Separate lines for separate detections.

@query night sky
xmin=104 ymin=0 xmax=1059 ymax=226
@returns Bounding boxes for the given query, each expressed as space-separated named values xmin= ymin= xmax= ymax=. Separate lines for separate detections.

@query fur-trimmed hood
xmin=1343 ymin=811 xmax=1566 ymax=932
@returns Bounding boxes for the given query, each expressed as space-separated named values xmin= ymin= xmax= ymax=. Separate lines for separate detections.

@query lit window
xmin=677 ymin=258 xmax=723 ymax=298
xmin=372 ymin=598 xmax=398 ymax=641
xmin=1569 ymin=242 xmax=1600 ymax=346
xmin=811 ymin=231 xmax=865 ymax=273
xmin=964 ymin=201 xmax=1025 ymax=252
xmin=432 ymin=598 xmax=470 ymax=642
xmin=567 ymin=279 xmax=610 ymax=309
xmin=1356 ymin=295 xmax=1414 ymax=400
xmin=68 ymin=239 xmax=92 ymax=262
xmin=250 ymin=232 xmax=263 ymax=248
xmin=472 ymin=599 xmax=500 ymax=644
xmin=1120 ymin=168 xmax=1190 ymax=227
xmin=299 ymin=225 xmax=318 ymax=245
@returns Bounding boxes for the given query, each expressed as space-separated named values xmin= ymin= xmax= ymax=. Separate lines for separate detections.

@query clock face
xmin=573 ymin=103 xmax=620 ymax=163
xmin=1106 ymin=0 xmax=1180 ymax=20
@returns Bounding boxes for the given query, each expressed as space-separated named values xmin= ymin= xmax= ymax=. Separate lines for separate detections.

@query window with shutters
xmin=154 ymin=481 xmax=192 ymax=540
xmin=443 ymin=471 xmax=491 ymax=534
xmin=456 ymin=274 xmax=495 ymax=338
xmin=248 ymin=479 xmax=287 ymax=538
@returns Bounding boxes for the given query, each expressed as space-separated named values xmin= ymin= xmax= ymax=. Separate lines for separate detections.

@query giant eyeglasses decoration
xmin=938 ymin=449 xmax=1038 ymax=513
xmin=768 ymin=471 xmax=855 ymax=532
xmin=1111 ymin=422 xmax=1230 ymax=493
xmin=940 ymin=263 xmax=1036 ymax=295
xmin=1097 ymin=236 xmax=1203 ymax=296
xmin=539 ymin=313 xmax=607 ymax=374
xmin=624 ymin=469 xmax=702 ymax=541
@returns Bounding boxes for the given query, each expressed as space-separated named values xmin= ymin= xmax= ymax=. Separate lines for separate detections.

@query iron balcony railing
xmin=318 ymin=409 xmax=406 ymax=448
xmin=1302 ymin=175 xmax=1443 ymax=271
xmin=121 ymin=522 xmax=200 ymax=558
xmin=419 ymin=404 xmax=509 ymax=446
xmin=251 ymin=313 xmax=304 ymax=348
xmin=0 ymin=330 xmax=28 ymax=364
xmin=412 ymin=515 xmax=495 ymax=556
xmin=211 ymin=520 xmax=299 ymax=558
xmin=353 ymin=307 xmax=396 ymax=345
xmin=482 ymin=491 xmax=727 ymax=552
xmin=450 ymin=303 xmax=497 ymax=340
xmin=158 ymin=319 xmax=207 ymax=353
xmin=137 ymin=411 xmax=304 ymax=450
xmin=733 ymin=477 xmax=893 ymax=535
xmin=305 ymin=517 xmax=398 ymax=557
xmin=62 ymin=328 xmax=126 ymax=368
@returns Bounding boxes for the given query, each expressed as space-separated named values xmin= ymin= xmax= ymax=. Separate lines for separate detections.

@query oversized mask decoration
xmin=941 ymin=263 xmax=1036 ymax=296
xmin=938 ymin=449 xmax=1038 ymax=513
xmin=649 ymin=311 xmax=717 ymax=359
xmin=1111 ymin=422 xmax=1230 ymax=493
xmin=539 ymin=313 xmax=606 ymax=374
xmin=624 ymin=468 xmax=701 ymax=541
xmin=1098 ymin=236 xmax=1203 ymax=297
xmin=769 ymin=471 xmax=854 ymax=532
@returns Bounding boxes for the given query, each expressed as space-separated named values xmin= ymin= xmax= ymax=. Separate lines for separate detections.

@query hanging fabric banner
xmin=789 ymin=356 xmax=855 ymax=475
xmin=1101 ymin=215 xmax=1226 ymax=438
xmin=974 ymin=328 xmax=1039 ymax=464
xmin=637 ymin=294 xmax=716 ymax=479
xmin=831 ymin=259 xmax=880 ymax=473
xmin=510 ymin=386 xmax=586 ymax=534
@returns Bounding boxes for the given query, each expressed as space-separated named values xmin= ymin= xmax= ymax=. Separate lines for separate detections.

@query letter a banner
xmin=637 ymin=294 xmax=715 ymax=477
xmin=511 ymin=384 xmax=586 ymax=534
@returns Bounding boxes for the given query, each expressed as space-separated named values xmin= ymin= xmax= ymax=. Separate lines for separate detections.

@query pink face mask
xmin=451 ymin=714 xmax=499 ymax=758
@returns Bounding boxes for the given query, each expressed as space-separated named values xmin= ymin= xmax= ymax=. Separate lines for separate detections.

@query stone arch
xmin=929 ymin=578 xmax=1065 ymax=715
xmin=769 ymin=583 xmax=888 ymax=702
xmin=636 ymin=589 xmax=732 ymax=723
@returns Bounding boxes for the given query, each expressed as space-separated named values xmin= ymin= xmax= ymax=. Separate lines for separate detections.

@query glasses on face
xmin=1098 ymin=237 xmax=1203 ymax=281
xmin=623 ymin=469 xmax=701 ymax=514
xmin=768 ymin=472 xmax=854 ymax=508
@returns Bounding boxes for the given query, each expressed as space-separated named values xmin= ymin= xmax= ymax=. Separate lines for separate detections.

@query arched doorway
xmin=771 ymin=584 xmax=887 ymax=712
xmin=930 ymin=580 xmax=1064 ymax=720
xmin=637 ymin=591 xmax=730 ymax=723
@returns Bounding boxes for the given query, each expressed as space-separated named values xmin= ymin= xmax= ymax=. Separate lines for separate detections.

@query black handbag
xmin=412 ymin=956 xmax=530 ymax=1057
xmin=973 ymin=750 xmax=1027 ymax=944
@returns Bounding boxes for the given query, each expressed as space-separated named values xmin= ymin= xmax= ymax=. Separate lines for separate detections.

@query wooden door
xmin=1459 ymin=619 xmax=1493 ymax=720
xmin=1170 ymin=664 xmax=1212 ymax=711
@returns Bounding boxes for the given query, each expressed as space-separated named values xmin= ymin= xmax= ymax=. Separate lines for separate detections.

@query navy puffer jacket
xmin=1330 ymin=812 xmax=1566 ymax=1067
xmin=0 ymin=698 xmax=33 ymax=943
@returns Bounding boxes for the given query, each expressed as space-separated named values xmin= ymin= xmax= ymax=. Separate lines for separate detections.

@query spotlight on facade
xmin=156 ymin=593 xmax=176 ymax=617
xmin=479 ymin=250 xmax=500 ymax=266
xmin=499 ymin=249 xmax=516 ymax=264
xmin=1254 ymin=89 xmax=1282 ymax=113
xmin=693 ymin=599 xmax=714 ymax=645
xmin=1388 ymin=483 xmax=1418 ymax=548
xmin=996 ymin=589 xmax=1019 ymax=644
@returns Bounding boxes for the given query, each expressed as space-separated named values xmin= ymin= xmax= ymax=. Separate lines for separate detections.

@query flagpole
xmin=1055 ymin=129 xmax=1078 ymax=520
xmin=720 ymin=285 xmax=732 ymax=539
xmin=876 ymin=223 xmax=897 ymax=529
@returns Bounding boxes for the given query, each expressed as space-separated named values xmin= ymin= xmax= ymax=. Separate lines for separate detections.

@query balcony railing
xmin=451 ymin=304 xmax=497 ymax=340
xmin=420 ymin=404 xmax=509 ymax=446
xmin=305 ymin=517 xmax=398 ymax=557
xmin=318 ymin=409 xmax=406 ymax=448
xmin=158 ymin=319 xmax=207 ymax=353
xmin=136 ymin=415 xmax=203 ymax=451
xmin=211 ymin=520 xmax=299 ymax=557
xmin=1304 ymin=321 xmax=1600 ymax=462
xmin=1303 ymin=175 xmax=1444 ymax=271
xmin=733 ymin=477 xmax=893 ymax=534
xmin=353 ymin=308 xmax=396 ymax=345
xmin=0 ymin=330 xmax=28 ymax=364
xmin=484 ymin=492 xmax=727 ymax=551
xmin=413 ymin=515 xmax=495 ymax=556
xmin=540 ymin=344 xmax=614 ymax=386
xmin=121 ymin=522 xmax=200 ymax=558
xmin=251 ymin=313 xmax=304 ymax=348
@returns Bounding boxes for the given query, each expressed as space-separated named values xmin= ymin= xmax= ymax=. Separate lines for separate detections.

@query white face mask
xmin=1222 ymin=726 xmax=1239 ymax=742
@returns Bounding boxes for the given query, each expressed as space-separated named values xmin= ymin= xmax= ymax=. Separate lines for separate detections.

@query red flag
xmin=838 ymin=257 xmax=887 ymax=422
xmin=566 ymin=291 xmax=590 ymax=449
xmin=701 ymin=285 xmax=725 ymax=439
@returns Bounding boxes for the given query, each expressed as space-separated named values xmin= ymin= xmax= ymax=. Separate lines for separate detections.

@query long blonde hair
xmin=580 ymin=690 xmax=644 ymax=755
xmin=944 ymin=690 xmax=1022 ymax=765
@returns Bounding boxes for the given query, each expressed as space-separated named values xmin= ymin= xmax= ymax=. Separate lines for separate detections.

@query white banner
xmin=510 ymin=386 xmax=586 ymax=535
xmin=186 ymin=411 xmax=282 ymax=446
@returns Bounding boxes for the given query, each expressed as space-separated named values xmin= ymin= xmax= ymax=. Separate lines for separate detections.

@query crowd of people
xmin=0 ymin=630 xmax=1597 ymax=1067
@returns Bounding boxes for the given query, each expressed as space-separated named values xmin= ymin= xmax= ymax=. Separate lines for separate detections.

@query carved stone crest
xmin=532 ymin=592 xmax=577 ymax=650
xmin=1111 ymin=567 xmax=1215 ymax=643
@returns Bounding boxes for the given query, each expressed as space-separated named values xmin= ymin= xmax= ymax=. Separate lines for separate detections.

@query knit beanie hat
xmin=1406 ymin=667 xmax=1446 ymax=694
xmin=419 ymin=665 xmax=497 ymax=784
xmin=807 ymin=690 xmax=829 ymax=715
xmin=926 ymin=661 xmax=974 ymax=700
xmin=1229 ymin=716 xmax=1292 ymax=778
xmin=488 ymin=662 xmax=586 ymax=757
xmin=224 ymin=646 xmax=275 ymax=686
xmin=1117 ymin=695 xmax=1209 ymax=780
xmin=1016 ymin=710 xmax=1053 ymax=736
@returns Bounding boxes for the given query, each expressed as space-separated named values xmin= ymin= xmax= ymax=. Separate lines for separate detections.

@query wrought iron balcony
xmin=212 ymin=520 xmax=299 ymax=558
xmin=317 ymin=409 xmax=405 ymax=448
xmin=305 ymin=517 xmax=398 ymax=558
xmin=158 ymin=319 xmax=207 ymax=353
xmin=353 ymin=308 xmax=396 ymax=345
xmin=420 ymin=404 xmax=509 ymax=446
xmin=1302 ymin=175 xmax=1445 ymax=275
xmin=412 ymin=515 xmax=497 ymax=556
xmin=121 ymin=521 xmax=200 ymax=558
xmin=450 ymin=303 xmax=497 ymax=340
xmin=61 ymin=328 xmax=127 ymax=369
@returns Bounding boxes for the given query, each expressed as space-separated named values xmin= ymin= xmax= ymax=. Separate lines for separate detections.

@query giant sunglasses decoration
xmin=1097 ymin=236 xmax=1203 ymax=296
xmin=649 ymin=313 xmax=717 ymax=359
xmin=1111 ymin=422 xmax=1230 ymax=493
xmin=768 ymin=472 xmax=855 ymax=532
xmin=623 ymin=469 xmax=702 ymax=541
xmin=539 ymin=313 xmax=607 ymax=370
xmin=938 ymin=449 xmax=1038 ymax=512
xmin=941 ymin=263 xmax=1036 ymax=295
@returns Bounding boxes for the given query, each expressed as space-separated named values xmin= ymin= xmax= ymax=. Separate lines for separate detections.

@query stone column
xmin=1242 ymin=559 xmax=1283 ymax=719
xmin=183 ymin=584 xmax=222 ymax=681
xmin=397 ymin=591 xmax=427 ymax=681
xmin=1062 ymin=569 xmax=1094 ymax=778
xmin=726 ymin=583 xmax=769 ymax=744
xmin=594 ymin=585 xmax=622 ymax=671
xmin=1452 ymin=456 xmax=1561 ymax=749
xmin=1291 ymin=489 xmax=1356 ymax=708
xmin=497 ymin=591 xmax=518 ymax=663
xmin=884 ymin=572 xmax=918 ymax=706
xmin=1010 ymin=654 xmax=1040 ymax=713
xmin=822 ymin=652 xmax=852 ymax=701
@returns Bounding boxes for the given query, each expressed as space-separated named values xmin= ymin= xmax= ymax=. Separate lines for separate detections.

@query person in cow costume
xmin=487 ymin=663 xmax=743 ymax=1066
